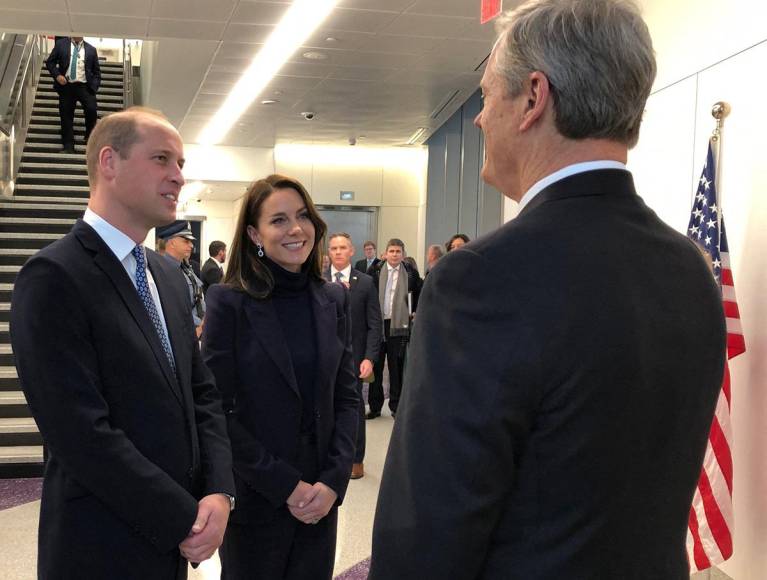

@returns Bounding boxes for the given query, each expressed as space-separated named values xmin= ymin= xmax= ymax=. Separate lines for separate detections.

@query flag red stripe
xmin=722 ymin=301 xmax=741 ymax=319
xmin=721 ymin=363 xmax=731 ymax=407
xmin=688 ymin=507 xmax=711 ymax=571
xmin=708 ymin=415 xmax=733 ymax=493
xmin=727 ymin=335 xmax=746 ymax=359
xmin=697 ymin=466 xmax=733 ymax=559
xmin=720 ymin=268 xmax=734 ymax=285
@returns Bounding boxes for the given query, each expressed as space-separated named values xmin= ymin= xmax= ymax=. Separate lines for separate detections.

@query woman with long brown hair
xmin=202 ymin=174 xmax=358 ymax=579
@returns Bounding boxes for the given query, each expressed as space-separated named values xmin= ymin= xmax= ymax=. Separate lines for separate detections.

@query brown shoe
xmin=350 ymin=463 xmax=364 ymax=479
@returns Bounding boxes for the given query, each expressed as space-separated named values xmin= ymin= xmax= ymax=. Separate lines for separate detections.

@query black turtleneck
xmin=264 ymin=257 xmax=317 ymax=433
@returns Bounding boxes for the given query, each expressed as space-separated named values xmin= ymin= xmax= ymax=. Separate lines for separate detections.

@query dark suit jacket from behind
xmin=202 ymin=280 xmax=359 ymax=525
xmin=200 ymin=257 xmax=223 ymax=295
xmin=45 ymin=38 xmax=101 ymax=93
xmin=10 ymin=220 xmax=234 ymax=580
xmin=370 ymin=170 xmax=726 ymax=579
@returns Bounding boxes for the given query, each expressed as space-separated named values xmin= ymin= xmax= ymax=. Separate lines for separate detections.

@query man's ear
xmin=519 ymin=71 xmax=552 ymax=132
xmin=98 ymin=146 xmax=118 ymax=181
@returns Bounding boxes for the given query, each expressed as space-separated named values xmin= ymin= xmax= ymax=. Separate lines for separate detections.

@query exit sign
xmin=481 ymin=0 xmax=502 ymax=24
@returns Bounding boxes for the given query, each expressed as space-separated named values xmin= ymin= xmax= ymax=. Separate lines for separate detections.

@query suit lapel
xmin=244 ymin=298 xmax=300 ymax=397
xmin=74 ymin=221 xmax=183 ymax=406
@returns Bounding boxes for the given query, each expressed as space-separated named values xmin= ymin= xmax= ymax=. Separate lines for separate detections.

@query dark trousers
xmin=220 ymin=436 xmax=337 ymax=580
xmin=369 ymin=319 xmax=406 ymax=414
xmin=58 ymin=82 xmax=97 ymax=149
xmin=354 ymin=379 xmax=365 ymax=463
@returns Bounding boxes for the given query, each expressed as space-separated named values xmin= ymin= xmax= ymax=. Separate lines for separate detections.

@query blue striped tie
xmin=132 ymin=246 xmax=176 ymax=372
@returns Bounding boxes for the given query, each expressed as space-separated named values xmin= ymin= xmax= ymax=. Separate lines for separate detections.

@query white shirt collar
xmin=83 ymin=208 xmax=140 ymax=263
xmin=331 ymin=264 xmax=352 ymax=280
xmin=517 ymin=160 xmax=628 ymax=212
xmin=387 ymin=262 xmax=400 ymax=273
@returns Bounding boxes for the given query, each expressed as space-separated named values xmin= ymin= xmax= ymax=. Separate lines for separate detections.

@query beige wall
xmin=274 ymin=144 xmax=428 ymax=269
xmin=630 ymin=2 xmax=767 ymax=577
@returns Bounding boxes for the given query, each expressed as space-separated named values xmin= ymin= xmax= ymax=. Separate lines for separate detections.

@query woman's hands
xmin=286 ymin=481 xmax=338 ymax=525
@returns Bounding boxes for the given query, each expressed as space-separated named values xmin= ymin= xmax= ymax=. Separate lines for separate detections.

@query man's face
xmin=167 ymin=236 xmax=193 ymax=261
xmin=110 ymin=118 xmax=185 ymax=232
xmin=363 ymin=244 xmax=376 ymax=260
xmin=385 ymin=245 xmax=403 ymax=268
xmin=328 ymin=236 xmax=354 ymax=271
xmin=474 ymin=46 xmax=525 ymax=197
xmin=217 ymin=247 xmax=227 ymax=263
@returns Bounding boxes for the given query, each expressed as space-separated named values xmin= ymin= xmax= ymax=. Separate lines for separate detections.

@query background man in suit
xmin=370 ymin=1 xmax=726 ymax=579
xmin=45 ymin=36 xmax=101 ymax=153
xmin=10 ymin=107 xmax=234 ymax=579
xmin=327 ymin=232 xmax=382 ymax=479
xmin=201 ymin=240 xmax=226 ymax=295
xmin=354 ymin=240 xmax=380 ymax=274
xmin=367 ymin=239 xmax=421 ymax=420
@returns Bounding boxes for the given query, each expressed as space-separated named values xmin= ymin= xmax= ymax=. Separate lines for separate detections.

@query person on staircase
xmin=45 ymin=36 xmax=101 ymax=154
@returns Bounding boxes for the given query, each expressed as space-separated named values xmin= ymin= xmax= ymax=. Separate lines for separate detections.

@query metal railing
xmin=123 ymin=39 xmax=133 ymax=109
xmin=0 ymin=34 xmax=46 ymax=197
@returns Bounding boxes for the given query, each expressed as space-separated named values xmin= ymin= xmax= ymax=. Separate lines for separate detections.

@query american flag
xmin=685 ymin=141 xmax=746 ymax=572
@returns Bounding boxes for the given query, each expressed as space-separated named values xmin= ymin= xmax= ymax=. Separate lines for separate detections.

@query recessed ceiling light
xmin=325 ymin=37 xmax=337 ymax=43
xmin=302 ymin=51 xmax=327 ymax=60
xmin=261 ymin=99 xmax=278 ymax=105
xmin=196 ymin=0 xmax=340 ymax=145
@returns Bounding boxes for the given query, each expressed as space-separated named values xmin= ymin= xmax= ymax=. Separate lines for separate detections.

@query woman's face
xmin=449 ymin=237 xmax=466 ymax=251
xmin=247 ymin=187 xmax=315 ymax=273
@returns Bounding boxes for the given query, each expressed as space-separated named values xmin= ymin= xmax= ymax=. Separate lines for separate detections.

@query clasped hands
xmin=286 ymin=480 xmax=337 ymax=525
xmin=178 ymin=493 xmax=231 ymax=564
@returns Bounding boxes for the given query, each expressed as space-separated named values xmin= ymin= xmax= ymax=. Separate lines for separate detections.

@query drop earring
xmin=257 ymin=243 xmax=264 ymax=258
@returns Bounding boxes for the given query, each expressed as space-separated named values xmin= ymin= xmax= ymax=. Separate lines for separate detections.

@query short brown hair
xmin=224 ymin=174 xmax=327 ymax=299
xmin=86 ymin=106 xmax=171 ymax=185
xmin=386 ymin=238 xmax=405 ymax=252
xmin=363 ymin=241 xmax=376 ymax=249
xmin=328 ymin=232 xmax=352 ymax=243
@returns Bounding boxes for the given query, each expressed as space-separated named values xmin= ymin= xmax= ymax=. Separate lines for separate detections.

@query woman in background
xmin=445 ymin=233 xmax=470 ymax=252
xmin=202 ymin=174 xmax=358 ymax=579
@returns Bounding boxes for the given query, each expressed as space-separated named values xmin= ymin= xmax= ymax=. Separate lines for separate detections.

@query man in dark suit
xmin=201 ymin=240 xmax=226 ymax=295
xmin=11 ymin=107 xmax=234 ymax=579
xmin=367 ymin=239 xmax=421 ymax=420
xmin=326 ymin=232 xmax=382 ymax=479
xmin=45 ymin=36 xmax=101 ymax=153
xmin=370 ymin=1 xmax=726 ymax=579
xmin=354 ymin=240 xmax=380 ymax=274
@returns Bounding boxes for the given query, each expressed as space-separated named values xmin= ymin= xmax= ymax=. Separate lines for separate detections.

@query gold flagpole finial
xmin=711 ymin=101 xmax=731 ymax=141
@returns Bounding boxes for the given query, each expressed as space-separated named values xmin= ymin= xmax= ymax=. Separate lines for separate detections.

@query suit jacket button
xmin=315 ymin=410 xmax=321 ymax=419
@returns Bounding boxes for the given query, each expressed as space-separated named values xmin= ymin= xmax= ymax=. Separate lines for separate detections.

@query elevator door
xmin=317 ymin=206 xmax=378 ymax=252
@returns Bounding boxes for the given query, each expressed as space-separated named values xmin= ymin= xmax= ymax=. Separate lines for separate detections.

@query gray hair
xmin=494 ymin=0 xmax=656 ymax=147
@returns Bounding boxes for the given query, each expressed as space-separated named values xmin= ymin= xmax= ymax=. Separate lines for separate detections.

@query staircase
xmin=0 ymin=60 xmax=125 ymax=478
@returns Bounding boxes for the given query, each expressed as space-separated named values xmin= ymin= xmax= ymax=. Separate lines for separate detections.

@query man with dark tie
xmin=370 ymin=1 xmax=726 ymax=578
xmin=45 ymin=36 xmax=101 ymax=154
xmin=326 ymin=232 xmax=382 ymax=479
xmin=201 ymin=240 xmax=226 ymax=295
xmin=11 ymin=107 xmax=234 ymax=579
xmin=354 ymin=240 xmax=381 ymax=274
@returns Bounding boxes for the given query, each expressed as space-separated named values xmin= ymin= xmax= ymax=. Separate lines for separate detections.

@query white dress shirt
xmin=330 ymin=264 xmax=352 ymax=284
xmin=68 ymin=40 xmax=87 ymax=83
xmin=517 ymin=160 xmax=628 ymax=213
xmin=384 ymin=263 xmax=400 ymax=320
xmin=83 ymin=209 xmax=173 ymax=351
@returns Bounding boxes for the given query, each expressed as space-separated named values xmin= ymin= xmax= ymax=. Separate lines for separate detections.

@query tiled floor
xmin=0 ymin=409 xmax=395 ymax=580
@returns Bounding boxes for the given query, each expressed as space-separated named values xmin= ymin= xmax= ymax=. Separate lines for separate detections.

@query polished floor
xmin=0 ymin=408 xmax=395 ymax=580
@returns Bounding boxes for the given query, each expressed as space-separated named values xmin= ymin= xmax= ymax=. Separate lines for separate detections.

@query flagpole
xmin=710 ymin=101 xmax=730 ymax=229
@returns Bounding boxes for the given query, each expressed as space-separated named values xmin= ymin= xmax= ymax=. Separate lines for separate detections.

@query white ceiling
xmin=0 ymin=0 xmax=513 ymax=146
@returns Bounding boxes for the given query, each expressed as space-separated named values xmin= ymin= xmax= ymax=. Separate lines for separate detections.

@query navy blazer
xmin=45 ymin=37 xmax=101 ymax=93
xmin=370 ymin=170 xmax=726 ymax=579
xmin=202 ymin=280 xmax=358 ymax=524
xmin=11 ymin=220 xmax=234 ymax=579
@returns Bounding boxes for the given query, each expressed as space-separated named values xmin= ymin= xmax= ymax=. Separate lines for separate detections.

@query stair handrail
xmin=0 ymin=34 xmax=45 ymax=197
xmin=123 ymin=39 xmax=133 ymax=109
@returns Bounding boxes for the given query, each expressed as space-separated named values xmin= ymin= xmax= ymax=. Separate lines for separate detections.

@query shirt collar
xmin=387 ymin=262 xmax=400 ymax=273
xmin=517 ymin=160 xmax=628 ymax=212
xmin=83 ymin=208 xmax=140 ymax=263
xmin=331 ymin=264 xmax=352 ymax=279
